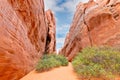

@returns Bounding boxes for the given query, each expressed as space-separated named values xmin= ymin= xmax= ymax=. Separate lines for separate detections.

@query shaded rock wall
xmin=60 ymin=0 xmax=120 ymax=61
xmin=0 ymin=0 xmax=56 ymax=80
xmin=45 ymin=9 xmax=56 ymax=53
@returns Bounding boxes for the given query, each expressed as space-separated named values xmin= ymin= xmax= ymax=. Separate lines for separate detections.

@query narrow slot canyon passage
xmin=1 ymin=0 xmax=120 ymax=80
xmin=44 ymin=0 xmax=90 ymax=52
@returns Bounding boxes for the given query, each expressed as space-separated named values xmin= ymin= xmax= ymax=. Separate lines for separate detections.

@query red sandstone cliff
xmin=60 ymin=0 xmax=120 ymax=61
xmin=45 ymin=9 xmax=56 ymax=53
xmin=0 ymin=0 xmax=56 ymax=80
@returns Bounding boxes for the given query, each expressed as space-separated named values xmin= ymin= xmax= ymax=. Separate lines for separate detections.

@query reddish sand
xmin=20 ymin=63 xmax=120 ymax=80
xmin=20 ymin=63 xmax=79 ymax=80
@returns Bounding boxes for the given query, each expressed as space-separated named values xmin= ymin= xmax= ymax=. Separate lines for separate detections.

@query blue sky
xmin=44 ymin=0 xmax=89 ymax=51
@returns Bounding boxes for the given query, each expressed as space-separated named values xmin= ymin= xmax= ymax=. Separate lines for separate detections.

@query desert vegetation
xmin=72 ymin=46 xmax=120 ymax=80
xmin=36 ymin=54 xmax=68 ymax=72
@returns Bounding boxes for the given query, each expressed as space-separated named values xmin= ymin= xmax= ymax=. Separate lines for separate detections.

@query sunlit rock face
xmin=0 ymin=0 xmax=56 ymax=80
xmin=45 ymin=9 xmax=56 ymax=54
xmin=60 ymin=0 xmax=120 ymax=61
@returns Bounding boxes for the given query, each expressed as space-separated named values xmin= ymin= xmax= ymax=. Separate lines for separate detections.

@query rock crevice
xmin=45 ymin=9 xmax=56 ymax=54
xmin=83 ymin=7 xmax=93 ymax=47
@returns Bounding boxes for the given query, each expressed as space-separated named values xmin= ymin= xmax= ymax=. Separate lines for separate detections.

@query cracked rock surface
xmin=60 ymin=0 xmax=120 ymax=61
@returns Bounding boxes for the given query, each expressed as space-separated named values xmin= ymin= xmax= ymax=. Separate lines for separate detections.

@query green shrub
xmin=36 ymin=54 xmax=68 ymax=72
xmin=72 ymin=47 xmax=120 ymax=79
xmin=53 ymin=54 xmax=68 ymax=66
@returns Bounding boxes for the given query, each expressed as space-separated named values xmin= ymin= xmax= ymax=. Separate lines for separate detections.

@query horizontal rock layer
xmin=60 ymin=0 xmax=120 ymax=61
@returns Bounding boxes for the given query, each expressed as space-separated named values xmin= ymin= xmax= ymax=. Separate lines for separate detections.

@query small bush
xmin=72 ymin=47 xmax=120 ymax=79
xmin=36 ymin=54 xmax=68 ymax=72
xmin=53 ymin=54 xmax=68 ymax=66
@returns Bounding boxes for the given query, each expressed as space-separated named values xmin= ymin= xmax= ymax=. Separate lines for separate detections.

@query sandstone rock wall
xmin=60 ymin=0 xmax=120 ymax=61
xmin=0 ymin=0 xmax=56 ymax=80
xmin=45 ymin=10 xmax=56 ymax=53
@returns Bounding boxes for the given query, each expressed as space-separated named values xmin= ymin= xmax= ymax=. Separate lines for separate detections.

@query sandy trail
xmin=20 ymin=63 xmax=120 ymax=80
xmin=20 ymin=63 xmax=79 ymax=80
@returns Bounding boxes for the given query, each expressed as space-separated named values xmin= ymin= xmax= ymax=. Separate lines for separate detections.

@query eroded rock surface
xmin=60 ymin=0 xmax=120 ymax=61
xmin=45 ymin=10 xmax=56 ymax=53
xmin=0 ymin=0 xmax=56 ymax=80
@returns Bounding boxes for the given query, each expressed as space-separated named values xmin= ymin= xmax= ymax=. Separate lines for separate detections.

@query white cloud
xmin=44 ymin=0 xmax=89 ymax=13
xmin=56 ymin=24 xmax=70 ymax=51
xmin=61 ymin=0 xmax=88 ymax=14
xmin=56 ymin=37 xmax=65 ymax=52
xmin=57 ymin=24 xmax=70 ymax=32
xmin=57 ymin=38 xmax=65 ymax=44
xmin=44 ymin=0 xmax=64 ymax=13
